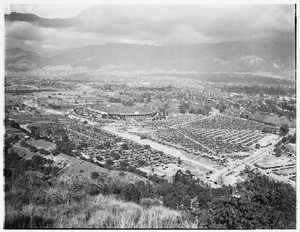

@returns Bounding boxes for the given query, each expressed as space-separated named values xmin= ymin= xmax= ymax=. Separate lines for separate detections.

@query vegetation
xmin=222 ymin=85 xmax=295 ymax=96
xmin=280 ymin=124 xmax=289 ymax=136
xmin=4 ymin=141 xmax=296 ymax=229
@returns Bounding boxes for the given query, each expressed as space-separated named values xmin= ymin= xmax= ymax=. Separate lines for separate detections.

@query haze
xmin=5 ymin=4 xmax=295 ymax=52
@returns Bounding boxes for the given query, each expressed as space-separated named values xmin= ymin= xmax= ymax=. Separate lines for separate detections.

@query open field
xmin=26 ymin=139 xmax=56 ymax=150
xmin=274 ymin=167 xmax=296 ymax=176
xmin=255 ymin=155 xmax=295 ymax=169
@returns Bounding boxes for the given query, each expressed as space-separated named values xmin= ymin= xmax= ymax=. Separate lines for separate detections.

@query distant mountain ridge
xmin=5 ymin=42 xmax=295 ymax=78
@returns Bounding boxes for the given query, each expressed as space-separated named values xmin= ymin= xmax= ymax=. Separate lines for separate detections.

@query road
xmin=211 ymin=136 xmax=282 ymax=185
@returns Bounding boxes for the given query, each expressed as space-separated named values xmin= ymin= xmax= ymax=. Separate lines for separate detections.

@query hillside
xmin=11 ymin=145 xmax=150 ymax=186
xmin=5 ymin=48 xmax=50 ymax=72
xmin=5 ymin=41 xmax=295 ymax=79
xmin=6 ymin=193 xmax=186 ymax=229
xmin=4 ymin=140 xmax=296 ymax=229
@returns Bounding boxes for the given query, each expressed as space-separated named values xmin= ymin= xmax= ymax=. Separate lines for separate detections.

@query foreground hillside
xmin=4 ymin=147 xmax=190 ymax=229
xmin=4 ymin=140 xmax=296 ymax=229
xmin=6 ymin=193 xmax=186 ymax=229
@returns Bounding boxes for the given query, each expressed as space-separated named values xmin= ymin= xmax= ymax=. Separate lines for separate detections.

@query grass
xmin=26 ymin=139 xmax=56 ymax=150
xmin=5 ymin=193 xmax=195 ymax=229
xmin=5 ymin=204 xmax=55 ymax=228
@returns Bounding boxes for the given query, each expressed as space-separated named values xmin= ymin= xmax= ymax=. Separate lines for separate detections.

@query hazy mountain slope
xmin=5 ymin=42 xmax=295 ymax=78
xmin=6 ymin=48 xmax=50 ymax=72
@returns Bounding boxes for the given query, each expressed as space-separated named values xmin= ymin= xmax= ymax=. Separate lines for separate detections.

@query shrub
xmin=144 ymin=145 xmax=151 ymax=149
xmin=91 ymin=172 xmax=100 ymax=180
xmin=96 ymin=156 xmax=103 ymax=161
xmin=80 ymin=156 xmax=87 ymax=161
xmin=137 ymin=160 xmax=146 ymax=166
xmin=88 ymin=158 xmax=94 ymax=163
xmin=31 ymin=155 xmax=45 ymax=166
xmin=51 ymin=150 xmax=60 ymax=156
xmin=20 ymin=140 xmax=27 ymax=147
xmin=95 ymin=162 xmax=103 ymax=167
xmin=121 ymin=143 xmax=129 ymax=150
xmin=106 ymin=159 xmax=114 ymax=166
xmin=119 ymin=172 xmax=126 ymax=177
xmin=140 ymin=198 xmax=163 ymax=208
xmin=29 ymin=146 xmax=38 ymax=152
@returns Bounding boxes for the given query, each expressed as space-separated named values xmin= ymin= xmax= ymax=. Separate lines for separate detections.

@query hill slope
xmin=5 ymin=194 xmax=188 ymax=228
xmin=6 ymin=41 xmax=295 ymax=78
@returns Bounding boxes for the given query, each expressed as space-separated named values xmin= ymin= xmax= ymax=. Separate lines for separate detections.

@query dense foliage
xmin=222 ymin=85 xmax=295 ymax=96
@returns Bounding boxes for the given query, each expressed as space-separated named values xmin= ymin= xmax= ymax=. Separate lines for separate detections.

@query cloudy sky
xmin=5 ymin=4 xmax=295 ymax=52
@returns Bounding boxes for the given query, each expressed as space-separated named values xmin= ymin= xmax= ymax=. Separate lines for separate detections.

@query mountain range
xmin=5 ymin=41 xmax=295 ymax=79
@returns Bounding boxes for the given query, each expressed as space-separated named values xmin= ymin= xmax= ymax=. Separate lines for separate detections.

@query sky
xmin=5 ymin=4 xmax=295 ymax=52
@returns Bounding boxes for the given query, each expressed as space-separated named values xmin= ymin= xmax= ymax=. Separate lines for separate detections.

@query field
xmin=255 ymin=155 xmax=295 ymax=169
xmin=26 ymin=139 xmax=56 ymax=150
xmin=139 ymin=161 xmax=210 ymax=182
xmin=273 ymin=167 xmax=296 ymax=176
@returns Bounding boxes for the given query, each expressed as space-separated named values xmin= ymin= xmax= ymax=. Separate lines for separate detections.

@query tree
xmin=145 ymin=95 xmax=151 ymax=103
xmin=106 ymin=159 xmax=114 ymax=166
xmin=120 ymin=161 xmax=129 ymax=169
xmin=137 ymin=159 xmax=146 ymax=167
xmin=20 ymin=140 xmax=27 ymax=147
xmin=274 ymin=147 xmax=282 ymax=157
xmin=179 ymin=102 xmax=189 ymax=114
xmin=280 ymin=124 xmax=289 ymax=136
xmin=91 ymin=172 xmax=99 ymax=180
xmin=96 ymin=156 xmax=103 ymax=162
xmin=29 ymin=146 xmax=38 ymax=152
xmin=121 ymin=143 xmax=129 ymax=150
xmin=51 ymin=149 xmax=60 ymax=156
xmin=144 ymin=144 xmax=151 ymax=149
xmin=31 ymin=154 xmax=45 ymax=166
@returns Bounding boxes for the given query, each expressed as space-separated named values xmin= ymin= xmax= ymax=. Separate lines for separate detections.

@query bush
xmin=95 ymin=162 xmax=103 ymax=167
xmin=119 ymin=172 xmax=126 ymax=177
xmin=51 ymin=150 xmax=60 ymax=156
xmin=29 ymin=146 xmax=38 ymax=152
xmin=88 ymin=158 xmax=94 ymax=163
xmin=80 ymin=156 xmax=87 ymax=161
xmin=91 ymin=172 xmax=99 ymax=180
xmin=20 ymin=140 xmax=27 ymax=147
xmin=31 ymin=155 xmax=45 ymax=166
xmin=137 ymin=160 xmax=146 ymax=166
xmin=106 ymin=159 xmax=114 ymax=166
xmin=144 ymin=145 xmax=151 ymax=149
xmin=121 ymin=143 xmax=129 ymax=150
xmin=140 ymin=198 xmax=163 ymax=208
xmin=96 ymin=156 xmax=103 ymax=161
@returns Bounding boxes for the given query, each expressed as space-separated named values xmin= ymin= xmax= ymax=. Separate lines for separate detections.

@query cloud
xmin=5 ymin=4 xmax=295 ymax=52
xmin=6 ymin=21 xmax=46 ymax=41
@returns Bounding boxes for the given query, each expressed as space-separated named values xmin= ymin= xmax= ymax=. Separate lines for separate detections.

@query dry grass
xmin=56 ymin=194 xmax=182 ymax=228
xmin=5 ymin=193 xmax=192 ymax=229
